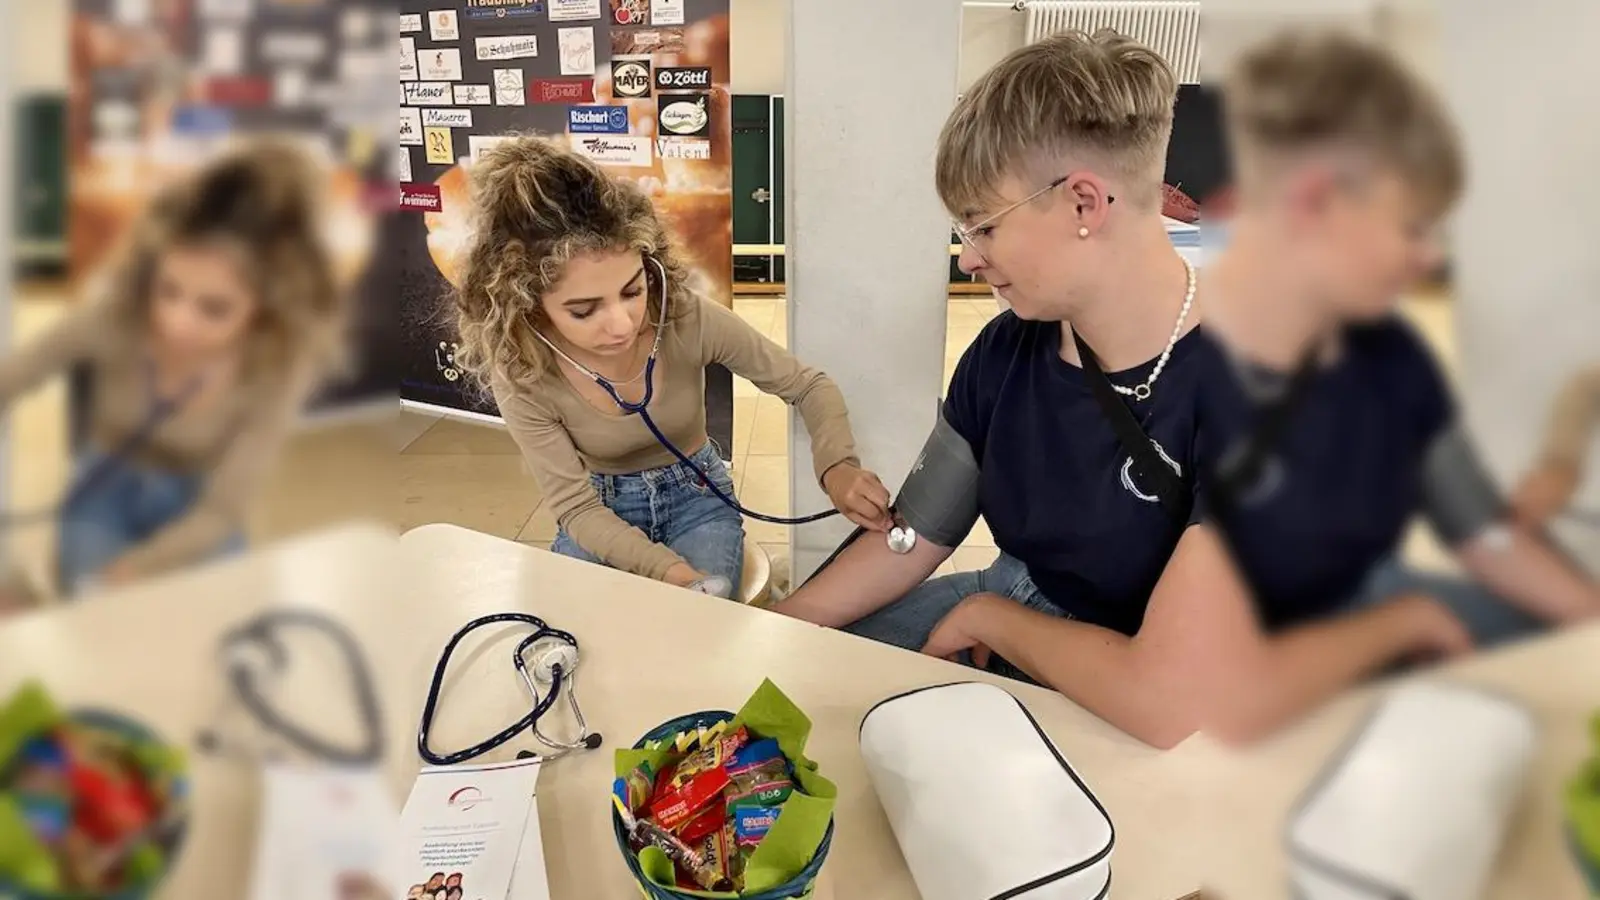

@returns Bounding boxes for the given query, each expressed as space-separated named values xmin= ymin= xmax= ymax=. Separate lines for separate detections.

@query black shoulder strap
xmin=1074 ymin=331 xmax=1191 ymax=527
xmin=1208 ymin=350 xmax=1319 ymax=519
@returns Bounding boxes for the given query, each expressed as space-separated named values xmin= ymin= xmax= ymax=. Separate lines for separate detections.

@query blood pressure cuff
xmin=1288 ymin=682 xmax=1537 ymax=900
xmin=859 ymin=683 xmax=1114 ymax=900
xmin=1420 ymin=423 xmax=1509 ymax=547
xmin=894 ymin=411 xmax=982 ymax=549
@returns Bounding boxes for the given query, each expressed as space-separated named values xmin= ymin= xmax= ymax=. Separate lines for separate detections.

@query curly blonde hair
xmin=95 ymin=137 xmax=347 ymax=384
xmin=451 ymin=135 xmax=694 ymax=392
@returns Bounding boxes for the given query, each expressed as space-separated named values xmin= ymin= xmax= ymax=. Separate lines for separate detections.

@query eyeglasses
xmin=952 ymin=174 xmax=1116 ymax=253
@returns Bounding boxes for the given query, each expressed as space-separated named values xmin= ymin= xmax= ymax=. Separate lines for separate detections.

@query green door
xmin=771 ymin=96 xmax=785 ymax=284
xmin=731 ymin=95 xmax=773 ymax=283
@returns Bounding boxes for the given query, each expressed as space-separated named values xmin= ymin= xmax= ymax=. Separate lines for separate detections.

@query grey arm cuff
xmin=894 ymin=411 xmax=982 ymax=548
xmin=1421 ymin=422 xmax=1508 ymax=547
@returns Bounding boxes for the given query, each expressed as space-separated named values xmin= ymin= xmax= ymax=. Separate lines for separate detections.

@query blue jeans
xmin=843 ymin=552 xmax=1063 ymax=681
xmin=1348 ymin=556 xmax=1546 ymax=649
xmin=57 ymin=448 xmax=247 ymax=597
xmin=551 ymin=442 xmax=746 ymax=600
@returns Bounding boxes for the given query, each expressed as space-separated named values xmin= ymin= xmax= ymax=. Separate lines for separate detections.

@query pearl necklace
xmin=1111 ymin=256 xmax=1196 ymax=402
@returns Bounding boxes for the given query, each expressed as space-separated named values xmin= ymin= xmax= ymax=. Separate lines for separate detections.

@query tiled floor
xmin=6 ymin=283 xmax=1458 ymax=598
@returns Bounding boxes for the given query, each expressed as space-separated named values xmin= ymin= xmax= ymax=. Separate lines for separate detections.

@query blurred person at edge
xmin=1511 ymin=365 xmax=1600 ymax=528
xmin=449 ymin=137 xmax=890 ymax=599
xmin=0 ymin=138 xmax=348 ymax=600
xmin=1185 ymin=31 xmax=1600 ymax=743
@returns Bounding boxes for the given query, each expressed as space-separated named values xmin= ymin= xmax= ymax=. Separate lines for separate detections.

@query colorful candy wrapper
xmin=675 ymin=801 xmax=725 ymax=844
xmin=726 ymin=758 xmax=794 ymax=810
xmin=651 ymin=765 xmax=732 ymax=831
xmin=670 ymin=725 xmax=749 ymax=789
xmin=614 ymin=762 xmax=654 ymax=816
xmin=733 ymin=806 xmax=781 ymax=849
xmin=632 ymin=819 xmax=732 ymax=892
xmin=724 ymin=737 xmax=782 ymax=777
xmin=696 ymin=821 xmax=739 ymax=891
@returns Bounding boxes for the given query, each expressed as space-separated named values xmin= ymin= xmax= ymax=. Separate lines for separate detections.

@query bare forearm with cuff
xmin=1457 ymin=528 xmax=1600 ymax=624
xmin=773 ymin=533 xmax=950 ymax=628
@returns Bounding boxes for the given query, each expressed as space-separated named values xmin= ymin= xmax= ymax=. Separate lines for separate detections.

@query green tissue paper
xmin=615 ymin=679 xmax=837 ymax=897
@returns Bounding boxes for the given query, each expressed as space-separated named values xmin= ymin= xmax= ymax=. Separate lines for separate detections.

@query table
xmin=1182 ymin=620 xmax=1600 ymax=900
xmin=3 ymin=520 xmax=1592 ymax=899
xmin=394 ymin=524 xmax=1211 ymax=899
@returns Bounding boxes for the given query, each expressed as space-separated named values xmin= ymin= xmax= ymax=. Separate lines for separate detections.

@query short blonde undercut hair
xmin=1223 ymin=29 xmax=1465 ymax=217
xmin=936 ymin=29 xmax=1178 ymax=216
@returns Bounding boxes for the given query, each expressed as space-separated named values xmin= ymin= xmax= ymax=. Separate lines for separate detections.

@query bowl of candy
xmin=0 ymin=683 xmax=189 ymax=900
xmin=611 ymin=680 xmax=836 ymax=899
xmin=1570 ymin=711 xmax=1600 ymax=895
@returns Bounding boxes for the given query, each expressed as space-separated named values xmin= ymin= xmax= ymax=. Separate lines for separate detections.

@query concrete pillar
xmin=1440 ymin=0 xmax=1600 ymax=567
xmin=785 ymin=0 xmax=963 ymax=581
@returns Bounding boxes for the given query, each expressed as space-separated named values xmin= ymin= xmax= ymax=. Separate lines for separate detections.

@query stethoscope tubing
xmin=200 ymin=609 xmax=385 ymax=767
xmin=416 ymin=612 xmax=573 ymax=767
xmin=544 ymin=256 xmax=842 ymax=528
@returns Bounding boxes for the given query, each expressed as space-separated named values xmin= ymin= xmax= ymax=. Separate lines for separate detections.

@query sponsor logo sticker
xmin=400 ymin=107 xmax=423 ymax=145
xmin=464 ymin=0 xmax=545 ymax=20
xmin=404 ymin=82 xmax=453 ymax=106
xmin=657 ymin=92 xmax=710 ymax=138
xmin=418 ymin=48 xmax=463 ymax=81
xmin=549 ymin=0 xmax=602 ymax=21
xmin=429 ymin=9 xmax=459 ymax=41
xmin=400 ymin=183 xmax=442 ymax=212
xmin=568 ymin=105 xmax=630 ymax=134
xmin=475 ymin=35 xmax=539 ymax=61
xmin=493 ymin=69 xmax=525 ymax=106
xmin=423 ymin=108 xmax=473 ymax=128
xmin=655 ymin=66 xmax=711 ymax=91
xmin=569 ymin=133 xmax=653 ymax=168
xmin=609 ymin=0 xmax=649 ymax=26
xmin=657 ymin=136 xmax=710 ymax=160
xmin=610 ymin=57 xmax=652 ymax=99
xmin=454 ymin=84 xmax=492 ymax=105
xmin=529 ymin=77 xmax=595 ymax=104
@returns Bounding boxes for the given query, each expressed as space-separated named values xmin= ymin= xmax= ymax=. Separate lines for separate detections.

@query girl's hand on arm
xmin=822 ymin=461 xmax=893 ymax=532
xmin=663 ymin=562 xmax=710 ymax=588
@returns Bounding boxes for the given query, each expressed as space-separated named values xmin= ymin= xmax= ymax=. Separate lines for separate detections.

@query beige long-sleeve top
xmin=1541 ymin=365 xmax=1600 ymax=470
xmin=0 ymin=296 xmax=319 ymax=578
xmin=494 ymin=294 xmax=861 ymax=581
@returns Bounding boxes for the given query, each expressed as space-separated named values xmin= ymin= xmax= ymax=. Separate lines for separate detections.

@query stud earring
xmin=1078 ymin=226 xmax=1090 ymax=239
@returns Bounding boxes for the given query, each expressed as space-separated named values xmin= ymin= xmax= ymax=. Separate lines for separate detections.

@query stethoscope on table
xmin=532 ymin=255 xmax=920 ymax=557
xmin=416 ymin=612 xmax=602 ymax=766
xmin=196 ymin=609 xmax=385 ymax=766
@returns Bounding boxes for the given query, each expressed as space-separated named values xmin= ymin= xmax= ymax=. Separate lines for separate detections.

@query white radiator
xmin=1024 ymin=1 xmax=1202 ymax=84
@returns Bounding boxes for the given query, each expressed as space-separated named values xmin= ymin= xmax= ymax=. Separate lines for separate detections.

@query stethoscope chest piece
xmin=526 ymin=638 xmax=579 ymax=686
xmin=887 ymin=524 xmax=917 ymax=555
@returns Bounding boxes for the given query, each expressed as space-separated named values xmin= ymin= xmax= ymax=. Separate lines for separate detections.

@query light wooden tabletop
xmin=1 ymin=520 xmax=1593 ymax=899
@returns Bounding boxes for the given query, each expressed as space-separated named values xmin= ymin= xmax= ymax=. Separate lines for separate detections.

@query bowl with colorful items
xmin=1570 ymin=709 xmax=1600 ymax=895
xmin=611 ymin=680 xmax=837 ymax=899
xmin=0 ymin=682 xmax=189 ymax=900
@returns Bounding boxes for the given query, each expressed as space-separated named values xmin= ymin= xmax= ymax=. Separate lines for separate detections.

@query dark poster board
xmin=396 ymin=0 xmax=735 ymax=454
xmin=68 ymin=0 xmax=397 ymax=410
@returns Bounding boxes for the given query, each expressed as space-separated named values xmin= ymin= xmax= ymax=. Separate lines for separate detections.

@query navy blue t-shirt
xmin=1192 ymin=318 xmax=1455 ymax=629
xmin=943 ymin=312 xmax=1207 ymax=636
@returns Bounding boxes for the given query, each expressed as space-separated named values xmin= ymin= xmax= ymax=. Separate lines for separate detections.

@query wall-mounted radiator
xmin=1023 ymin=1 xmax=1202 ymax=84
